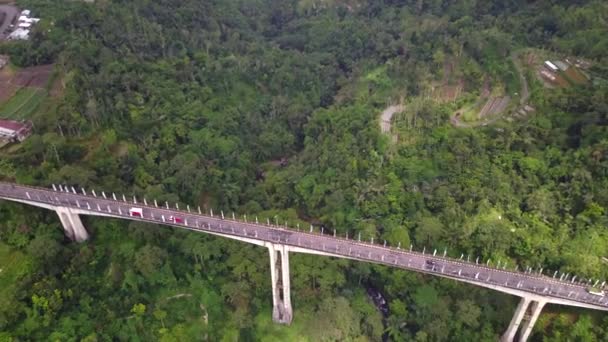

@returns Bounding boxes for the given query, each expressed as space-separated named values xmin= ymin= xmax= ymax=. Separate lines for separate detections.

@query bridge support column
xmin=268 ymin=243 xmax=292 ymax=324
xmin=501 ymin=297 xmax=531 ymax=342
xmin=56 ymin=207 xmax=89 ymax=242
xmin=501 ymin=297 xmax=546 ymax=342
xmin=518 ymin=300 xmax=546 ymax=342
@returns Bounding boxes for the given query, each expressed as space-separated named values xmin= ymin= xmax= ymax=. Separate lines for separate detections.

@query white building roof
xmin=18 ymin=22 xmax=32 ymax=28
xmin=554 ymin=61 xmax=569 ymax=71
xmin=544 ymin=61 xmax=558 ymax=71
xmin=21 ymin=10 xmax=31 ymax=16
xmin=8 ymin=29 xmax=30 ymax=40
xmin=0 ymin=128 xmax=17 ymax=136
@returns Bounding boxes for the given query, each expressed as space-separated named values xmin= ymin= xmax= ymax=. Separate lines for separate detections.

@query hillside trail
xmin=379 ymin=104 xmax=405 ymax=133
xmin=512 ymin=51 xmax=530 ymax=105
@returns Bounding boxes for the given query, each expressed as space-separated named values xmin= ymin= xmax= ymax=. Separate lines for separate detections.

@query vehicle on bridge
xmin=168 ymin=215 xmax=183 ymax=224
xmin=425 ymin=259 xmax=439 ymax=270
xmin=128 ymin=207 xmax=143 ymax=217
xmin=587 ymin=287 xmax=605 ymax=297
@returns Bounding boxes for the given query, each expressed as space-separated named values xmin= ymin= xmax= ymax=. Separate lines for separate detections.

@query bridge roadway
xmin=1 ymin=182 xmax=608 ymax=314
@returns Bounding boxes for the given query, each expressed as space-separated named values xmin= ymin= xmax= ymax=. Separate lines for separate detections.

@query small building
xmin=18 ymin=16 xmax=40 ymax=24
xmin=544 ymin=61 xmax=559 ymax=72
xmin=12 ymin=9 xmax=40 ymax=40
xmin=554 ymin=61 xmax=569 ymax=71
xmin=0 ymin=119 xmax=33 ymax=142
xmin=8 ymin=29 xmax=30 ymax=40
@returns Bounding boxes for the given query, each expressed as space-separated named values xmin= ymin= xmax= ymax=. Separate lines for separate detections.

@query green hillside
xmin=0 ymin=0 xmax=607 ymax=340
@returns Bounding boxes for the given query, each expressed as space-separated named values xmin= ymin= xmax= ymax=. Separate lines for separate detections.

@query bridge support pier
xmin=56 ymin=207 xmax=89 ymax=242
xmin=268 ymin=243 xmax=292 ymax=324
xmin=519 ymin=300 xmax=546 ymax=342
xmin=501 ymin=297 xmax=546 ymax=342
xmin=501 ymin=297 xmax=531 ymax=342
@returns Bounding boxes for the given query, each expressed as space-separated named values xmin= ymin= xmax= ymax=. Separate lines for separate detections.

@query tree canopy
xmin=0 ymin=0 xmax=607 ymax=340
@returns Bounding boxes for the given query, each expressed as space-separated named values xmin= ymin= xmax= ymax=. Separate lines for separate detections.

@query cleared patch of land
xmin=0 ymin=64 xmax=53 ymax=118
xmin=380 ymin=104 xmax=404 ymax=133
xmin=563 ymin=67 xmax=588 ymax=85
xmin=526 ymin=49 xmax=590 ymax=88
xmin=12 ymin=64 xmax=54 ymax=88
xmin=430 ymin=61 xmax=464 ymax=102
xmin=478 ymin=96 xmax=511 ymax=119
xmin=451 ymin=51 xmax=531 ymax=127
xmin=0 ymin=87 xmax=46 ymax=118
xmin=0 ymin=66 xmax=17 ymax=102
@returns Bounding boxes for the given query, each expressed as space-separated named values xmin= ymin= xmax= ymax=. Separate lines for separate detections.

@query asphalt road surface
xmin=1 ymin=182 xmax=607 ymax=311
xmin=0 ymin=5 xmax=18 ymax=40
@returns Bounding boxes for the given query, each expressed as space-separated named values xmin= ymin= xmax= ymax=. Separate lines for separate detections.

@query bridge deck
xmin=1 ymin=182 xmax=607 ymax=312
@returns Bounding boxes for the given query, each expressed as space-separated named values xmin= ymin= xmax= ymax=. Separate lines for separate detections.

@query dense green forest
xmin=1 ymin=0 xmax=607 ymax=340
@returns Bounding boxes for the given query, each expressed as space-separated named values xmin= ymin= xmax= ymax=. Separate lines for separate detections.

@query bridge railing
xmin=0 ymin=182 xmax=596 ymax=283
xmin=1 ymin=182 xmax=607 ymax=308
xmin=0 ymin=182 xmax=591 ymax=277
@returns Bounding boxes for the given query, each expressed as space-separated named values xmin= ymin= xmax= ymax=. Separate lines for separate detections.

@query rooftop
xmin=8 ymin=28 xmax=30 ymax=40
xmin=0 ymin=119 xmax=29 ymax=132
xmin=554 ymin=61 xmax=569 ymax=71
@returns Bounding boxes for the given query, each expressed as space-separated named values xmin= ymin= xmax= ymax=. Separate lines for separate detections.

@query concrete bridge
xmin=1 ymin=182 xmax=606 ymax=341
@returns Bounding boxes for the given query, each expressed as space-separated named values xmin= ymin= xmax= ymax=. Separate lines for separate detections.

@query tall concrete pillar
xmin=501 ymin=297 xmax=531 ymax=342
xmin=268 ymin=243 xmax=292 ymax=324
xmin=56 ymin=207 xmax=89 ymax=242
xmin=280 ymin=244 xmax=292 ymax=323
xmin=519 ymin=300 xmax=546 ymax=342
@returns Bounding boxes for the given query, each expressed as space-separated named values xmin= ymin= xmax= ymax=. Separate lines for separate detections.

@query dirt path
xmin=511 ymin=52 xmax=529 ymax=105
xmin=379 ymin=104 xmax=404 ymax=133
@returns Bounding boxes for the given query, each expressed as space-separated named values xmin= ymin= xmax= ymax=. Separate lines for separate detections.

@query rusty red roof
xmin=0 ymin=119 xmax=29 ymax=132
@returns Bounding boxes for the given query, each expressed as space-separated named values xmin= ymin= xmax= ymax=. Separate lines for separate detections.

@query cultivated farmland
xmin=0 ymin=64 xmax=53 ymax=119
xmin=0 ymin=88 xmax=46 ymax=119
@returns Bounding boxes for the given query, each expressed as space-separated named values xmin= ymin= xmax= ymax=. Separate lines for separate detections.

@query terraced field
xmin=478 ymin=96 xmax=511 ymax=119
xmin=451 ymin=51 xmax=529 ymax=128
xmin=0 ymin=64 xmax=53 ymax=119
xmin=0 ymin=87 xmax=47 ymax=119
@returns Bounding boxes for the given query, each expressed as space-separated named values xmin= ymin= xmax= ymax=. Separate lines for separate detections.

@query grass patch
xmin=460 ymin=106 xmax=478 ymax=122
xmin=0 ymin=242 xmax=33 ymax=309
xmin=254 ymin=308 xmax=311 ymax=342
xmin=0 ymin=87 xmax=47 ymax=119
xmin=505 ymin=59 xmax=521 ymax=95
xmin=0 ymin=242 xmax=33 ymax=278
xmin=458 ymin=98 xmax=485 ymax=122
